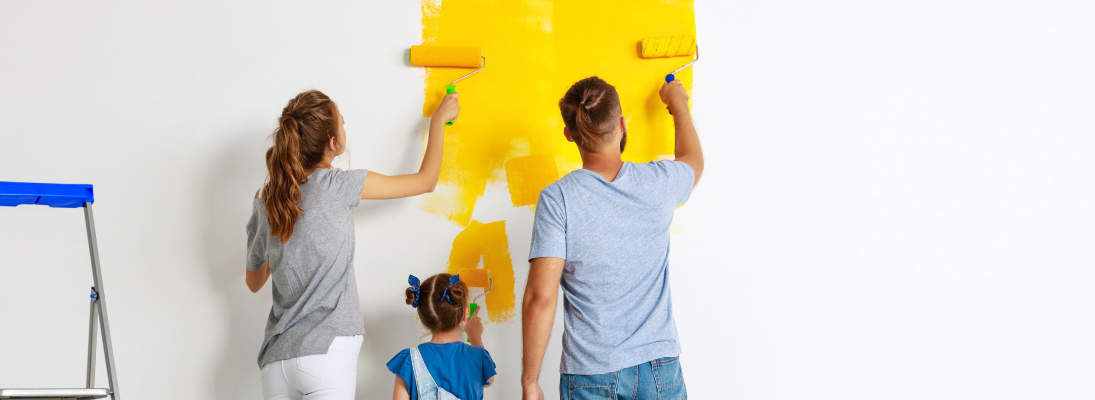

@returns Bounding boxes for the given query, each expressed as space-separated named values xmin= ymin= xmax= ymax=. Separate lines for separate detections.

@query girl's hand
xmin=659 ymin=80 xmax=689 ymax=115
xmin=466 ymin=306 xmax=484 ymax=342
xmin=432 ymin=92 xmax=460 ymax=124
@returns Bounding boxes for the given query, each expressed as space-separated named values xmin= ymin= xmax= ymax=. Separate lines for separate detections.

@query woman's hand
xmin=359 ymin=92 xmax=454 ymax=200
xmin=432 ymin=92 xmax=460 ymax=125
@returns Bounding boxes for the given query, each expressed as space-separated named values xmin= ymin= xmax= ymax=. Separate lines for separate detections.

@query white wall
xmin=1 ymin=1 xmax=1093 ymax=399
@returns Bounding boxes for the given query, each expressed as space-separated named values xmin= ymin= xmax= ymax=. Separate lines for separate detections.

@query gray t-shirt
xmin=246 ymin=167 xmax=368 ymax=368
xmin=529 ymin=160 xmax=694 ymax=375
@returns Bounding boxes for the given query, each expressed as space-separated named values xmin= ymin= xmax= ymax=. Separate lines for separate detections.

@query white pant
xmin=261 ymin=335 xmax=363 ymax=400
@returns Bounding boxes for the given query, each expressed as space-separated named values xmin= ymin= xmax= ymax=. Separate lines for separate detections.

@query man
xmin=522 ymin=76 xmax=704 ymax=400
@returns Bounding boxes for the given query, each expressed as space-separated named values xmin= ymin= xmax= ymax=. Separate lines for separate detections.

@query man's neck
xmin=581 ymin=150 xmax=625 ymax=182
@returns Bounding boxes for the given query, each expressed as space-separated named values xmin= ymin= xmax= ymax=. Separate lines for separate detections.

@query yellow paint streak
xmin=418 ymin=0 xmax=696 ymax=226
xmin=505 ymin=154 xmax=560 ymax=207
xmin=446 ymin=220 xmax=516 ymax=322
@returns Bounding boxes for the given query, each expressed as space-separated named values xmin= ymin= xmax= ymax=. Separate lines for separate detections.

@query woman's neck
xmin=306 ymin=159 xmax=334 ymax=176
xmin=429 ymin=328 xmax=462 ymax=344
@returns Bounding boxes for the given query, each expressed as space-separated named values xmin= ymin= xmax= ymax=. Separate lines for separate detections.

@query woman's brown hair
xmin=559 ymin=76 xmax=623 ymax=152
xmin=262 ymin=90 xmax=339 ymax=242
xmin=405 ymin=273 xmax=469 ymax=333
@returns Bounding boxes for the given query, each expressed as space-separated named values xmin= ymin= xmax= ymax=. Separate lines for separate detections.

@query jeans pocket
xmin=564 ymin=372 xmax=616 ymax=400
xmin=648 ymin=355 xmax=683 ymax=390
xmin=296 ymin=354 xmax=335 ymax=380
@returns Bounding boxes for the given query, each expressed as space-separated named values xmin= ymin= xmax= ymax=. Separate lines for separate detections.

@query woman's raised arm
xmin=360 ymin=92 xmax=459 ymax=200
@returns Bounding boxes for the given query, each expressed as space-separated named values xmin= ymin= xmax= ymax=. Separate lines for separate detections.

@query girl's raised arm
xmin=361 ymin=93 xmax=459 ymax=200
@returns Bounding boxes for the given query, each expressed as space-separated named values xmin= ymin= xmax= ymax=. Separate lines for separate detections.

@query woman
xmin=245 ymin=89 xmax=459 ymax=400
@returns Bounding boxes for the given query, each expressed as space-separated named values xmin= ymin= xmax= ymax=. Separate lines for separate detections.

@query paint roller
xmin=409 ymin=45 xmax=486 ymax=125
xmin=459 ymin=268 xmax=493 ymax=343
xmin=639 ymin=35 xmax=699 ymax=83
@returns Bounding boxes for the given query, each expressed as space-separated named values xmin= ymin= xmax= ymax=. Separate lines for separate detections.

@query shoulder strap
xmin=409 ymin=347 xmax=439 ymax=399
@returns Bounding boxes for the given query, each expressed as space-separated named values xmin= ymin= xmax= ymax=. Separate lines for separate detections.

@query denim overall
xmin=409 ymin=347 xmax=461 ymax=400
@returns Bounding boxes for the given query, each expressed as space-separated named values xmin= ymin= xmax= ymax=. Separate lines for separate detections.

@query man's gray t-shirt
xmin=529 ymin=160 xmax=694 ymax=375
xmin=246 ymin=168 xmax=367 ymax=368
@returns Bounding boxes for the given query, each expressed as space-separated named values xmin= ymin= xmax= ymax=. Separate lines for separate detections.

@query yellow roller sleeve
xmin=640 ymin=35 xmax=697 ymax=58
xmin=459 ymin=269 xmax=490 ymax=288
xmin=410 ymin=46 xmax=484 ymax=68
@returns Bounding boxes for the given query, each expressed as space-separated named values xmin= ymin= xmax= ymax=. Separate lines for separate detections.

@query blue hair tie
xmin=440 ymin=274 xmax=460 ymax=305
xmin=408 ymin=275 xmax=421 ymax=308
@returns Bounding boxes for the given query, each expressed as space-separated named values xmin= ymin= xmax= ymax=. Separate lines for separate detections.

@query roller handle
xmin=466 ymin=303 xmax=479 ymax=343
xmin=665 ymin=74 xmax=674 ymax=113
xmin=445 ymin=85 xmax=456 ymax=126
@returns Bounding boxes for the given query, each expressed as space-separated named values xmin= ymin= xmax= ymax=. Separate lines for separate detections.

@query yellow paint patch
xmin=418 ymin=0 xmax=696 ymax=226
xmin=505 ymin=154 xmax=560 ymax=207
xmin=446 ymin=220 xmax=516 ymax=322
xmin=458 ymin=268 xmax=491 ymax=288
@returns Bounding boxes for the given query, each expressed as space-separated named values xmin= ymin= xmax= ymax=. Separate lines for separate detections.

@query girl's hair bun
xmin=408 ymin=272 xmax=470 ymax=333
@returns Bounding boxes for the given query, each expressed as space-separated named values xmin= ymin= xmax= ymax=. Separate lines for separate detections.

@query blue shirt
xmin=387 ymin=342 xmax=497 ymax=400
xmin=529 ymin=160 xmax=694 ymax=375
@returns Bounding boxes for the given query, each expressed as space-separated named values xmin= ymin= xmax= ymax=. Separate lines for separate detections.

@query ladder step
xmin=0 ymin=388 xmax=109 ymax=399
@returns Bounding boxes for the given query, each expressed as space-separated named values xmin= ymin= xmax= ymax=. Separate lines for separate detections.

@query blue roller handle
xmin=0 ymin=181 xmax=94 ymax=208
xmin=665 ymin=74 xmax=677 ymax=115
xmin=665 ymin=74 xmax=680 ymax=114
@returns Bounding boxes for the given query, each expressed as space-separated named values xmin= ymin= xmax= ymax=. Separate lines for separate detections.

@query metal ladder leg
xmin=84 ymin=203 xmax=120 ymax=400
xmin=87 ymin=288 xmax=98 ymax=388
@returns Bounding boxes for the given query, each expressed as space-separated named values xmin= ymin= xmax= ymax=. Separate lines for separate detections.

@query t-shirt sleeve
xmin=386 ymin=349 xmax=415 ymax=396
xmin=480 ymin=348 xmax=498 ymax=386
xmin=245 ymin=201 xmax=268 ymax=271
xmin=337 ymin=169 xmax=368 ymax=208
xmin=655 ymin=160 xmax=695 ymax=207
xmin=529 ymin=184 xmax=566 ymax=261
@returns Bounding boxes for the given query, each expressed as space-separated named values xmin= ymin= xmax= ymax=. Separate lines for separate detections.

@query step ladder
xmin=0 ymin=182 xmax=120 ymax=400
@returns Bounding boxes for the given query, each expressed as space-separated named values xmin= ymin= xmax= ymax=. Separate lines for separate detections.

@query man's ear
xmin=619 ymin=115 xmax=627 ymax=133
xmin=563 ymin=127 xmax=575 ymax=143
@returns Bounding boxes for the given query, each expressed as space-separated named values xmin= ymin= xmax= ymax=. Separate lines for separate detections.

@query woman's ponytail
xmin=261 ymin=91 xmax=339 ymax=242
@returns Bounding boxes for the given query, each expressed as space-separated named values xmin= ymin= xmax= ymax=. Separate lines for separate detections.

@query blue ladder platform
xmin=0 ymin=181 xmax=95 ymax=208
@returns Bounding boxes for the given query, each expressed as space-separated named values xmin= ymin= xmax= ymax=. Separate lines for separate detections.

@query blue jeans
xmin=560 ymin=357 xmax=687 ymax=400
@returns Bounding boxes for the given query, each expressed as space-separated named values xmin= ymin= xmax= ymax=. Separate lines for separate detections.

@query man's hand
xmin=662 ymin=79 xmax=703 ymax=185
xmin=522 ymin=257 xmax=564 ymax=399
xmin=659 ymin=80 xmax=690 ymax=115
xmin=522 ymin=382 xmax=544 ymax=400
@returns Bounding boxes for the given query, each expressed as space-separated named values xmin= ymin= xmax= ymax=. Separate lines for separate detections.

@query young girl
xmin=387 ymin=273 xmax=496 ymax=400
xmin=246 ymin=89 xmax=459 ymax=400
